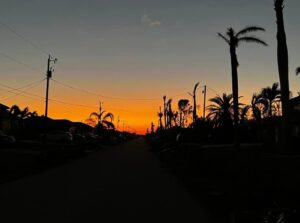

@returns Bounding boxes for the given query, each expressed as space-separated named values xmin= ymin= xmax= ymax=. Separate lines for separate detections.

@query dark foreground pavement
xmin=0 ymin=138 xmax=213 ymax=222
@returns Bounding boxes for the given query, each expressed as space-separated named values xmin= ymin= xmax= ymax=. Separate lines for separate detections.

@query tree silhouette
xmin=207 ymin=93 xmax=234 ymax=128
xmin=275 ymin=0 xmax=290 ymax=148
xmin=249 ymin=93 xmax=265 ymax=122
xmin=9 ymin=105 xmax=37 ymax=120
xmin=190 ymin=82 xmax=199 ymax=124
xmin=178 ymin=99 xmax=191 ymax=127
xmin=259 ymin=83 xmax=281 ymax=117
xmin=240 ymin=105 xmax=250 ymax=125
xmin=166 ymin=99 xmax=174 ymax=128
xmin=218 ymin=26 xmax=267 ymax=141
xmin=157 ymin=107 xmax=163 ymax=130
xmin=163 ymin=96 xmax=167 ymax=130
xmin=90 ymin=102 xmax=114 ymax=130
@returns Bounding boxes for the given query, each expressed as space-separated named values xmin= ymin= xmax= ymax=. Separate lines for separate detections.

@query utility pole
xmin=45 ymin=55 xmax=57 ymax=118
xmin=203 ymin=85 xmax=207 ymax=118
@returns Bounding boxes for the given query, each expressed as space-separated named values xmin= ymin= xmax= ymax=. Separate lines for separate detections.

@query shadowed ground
xmin=0 ymin=138 xmax=213 ymax=222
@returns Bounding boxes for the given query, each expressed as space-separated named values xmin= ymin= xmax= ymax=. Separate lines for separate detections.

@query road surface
xmin=0 ymin=138 xmax=213 ymax=222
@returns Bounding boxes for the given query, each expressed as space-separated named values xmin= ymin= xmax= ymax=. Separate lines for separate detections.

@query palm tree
xmin=249 ymin=93 xmax=265 ymax=122
xmin=90 ymin=101 xmax=115 ymax=130
xmin=207 ymin=93 xmax=234 ymax=128
xmin=157 ymin=107 xmax=163 ymax=130
xmin=166 ymin=99 xmax=174 ymax=128
xmin=240 ymin=105 xmax=250 ymax=125
xmin=172 ymin=111 xmax=179 ymax=127
xmin=163 ymin=96 xmax=167 ymax=129
xmin=275 ymin=0 xmax=290 ymax=148
xmin=259 ymin=83 xmax=281 ymax=117
xmin=178 ymin=99 xmax=190 ymax=127
xmin=189 ymin=82 xmax=200 ymax=124
xmin=218 ymin=26 xmax=267 ymax=140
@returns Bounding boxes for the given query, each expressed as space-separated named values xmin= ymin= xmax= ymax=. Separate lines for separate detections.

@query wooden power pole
xmin=45 ymin=55 xmax=57 ymax=118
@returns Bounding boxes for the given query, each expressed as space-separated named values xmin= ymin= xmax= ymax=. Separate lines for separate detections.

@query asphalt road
xmin=0 ymin=138 xmax=213 ymax=222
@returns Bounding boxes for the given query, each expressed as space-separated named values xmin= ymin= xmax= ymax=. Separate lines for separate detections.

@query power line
xmin=0 ymin=78 xmax=46 ymax=100
xmin=0 ymin=20 xmax=50 ymax=56
xmin=51 ymin=78 xmax=161 ymax=101
xmin=0 ymin=49 xmax=188 ymax=103
xmin=0 ymin=85 xmax=43 ymax=102
xmin=0 ymin=52 xmax=43 ymax=74
xmin=207 ymin=86 xmax=220 ymax=95
xmin=0 ymin=82 xmax=129 ymax=112
xmin=51 ymin=78 xmax=188 ymax=101
xmin=0 ymin=82 xmax=45 ymax=100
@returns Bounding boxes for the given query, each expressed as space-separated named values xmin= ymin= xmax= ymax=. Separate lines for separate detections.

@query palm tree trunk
xmin=193 ymin=94 xmax=197 ymax=123
xmin=230 ymin=45 xmax=239 ymax=144
xmin=163 ymin=97 xmax=167 ymax=129
xmin=180 ymin=112 xmax=183 ymax=127
xmin=275 ymin=3 xmax=290 ymax=151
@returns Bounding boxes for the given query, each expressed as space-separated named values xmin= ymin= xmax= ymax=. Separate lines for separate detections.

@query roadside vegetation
xmin=0 ymin=102 xmax=136 ymax=184
xmin=146 ymin=0 xmax=300 ymax=222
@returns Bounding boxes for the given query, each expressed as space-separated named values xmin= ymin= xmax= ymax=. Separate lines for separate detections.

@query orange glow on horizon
xmin=1 ymin=77 xmax=255 ymax=135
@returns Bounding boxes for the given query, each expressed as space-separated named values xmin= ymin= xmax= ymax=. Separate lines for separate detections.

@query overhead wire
xmin=0 ymin=20 xmax=50 ymax=56
xmin=207 ymin=86 xmax=220 ymax=95
xmin=51 ymin=78 xmax=189 ymax=102
xmin=0 ymin=52 xmax=43 ymax=74
xmin=0 ymin=78 xmax=46 ymax=100
xmin=52 ymin=78 xmax=162 ymax=101
xmin=0 ymin=20 xmax=210 ymax=113
xmin=0 ymin=82 xmax=129 ymax=112
xmin=0 ymin=20 xmax=189 ymax=103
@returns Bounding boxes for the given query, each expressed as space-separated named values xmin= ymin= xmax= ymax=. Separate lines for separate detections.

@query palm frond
xmin=236 ymin=26 xmax=266 ymax=37
xmin=102 ymin=120 xmax=115 ymax=129
xmin=193 ymin=82 xmax=200 ymax=93
xmin=98 ymin=110 xmax=107 ymax=120
xmin=218 ymin=33 xmax=230 ymax=44
xmin=90 ymin=112 xmax=100 ymax=119
xmin=238 ymin=36 xmax=268 ymax=46
xmin=103 ymin=112 xmax=114 ymax=121
xmin=226 ymin=28 xmax=235 ymax=37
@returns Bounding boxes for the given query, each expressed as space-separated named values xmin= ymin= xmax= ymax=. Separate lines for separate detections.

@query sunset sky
xmin=0 ymin=0 xmax=300 ymax=134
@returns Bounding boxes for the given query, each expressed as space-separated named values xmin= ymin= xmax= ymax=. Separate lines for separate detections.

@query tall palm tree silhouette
xmin=163 ymin=95 xmax=167 ymax=129
xmin=166 ymin=99 xmax=174 ymax=128
xmin=157 ymin=107 xmax=163 ymax=130
xmin=218 ymin=26 xmax=267 ymax=142
xmin=90 ymin=102 xmax=114 ymax=130
xmin=189 ymin=82 xmax=199 ymax=124
xmin=275 ymin=0 xmax=290 ymax=148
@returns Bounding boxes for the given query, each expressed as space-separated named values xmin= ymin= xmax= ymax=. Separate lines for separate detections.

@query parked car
xmin=45 ymin=131 xmax=73 ymax=142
